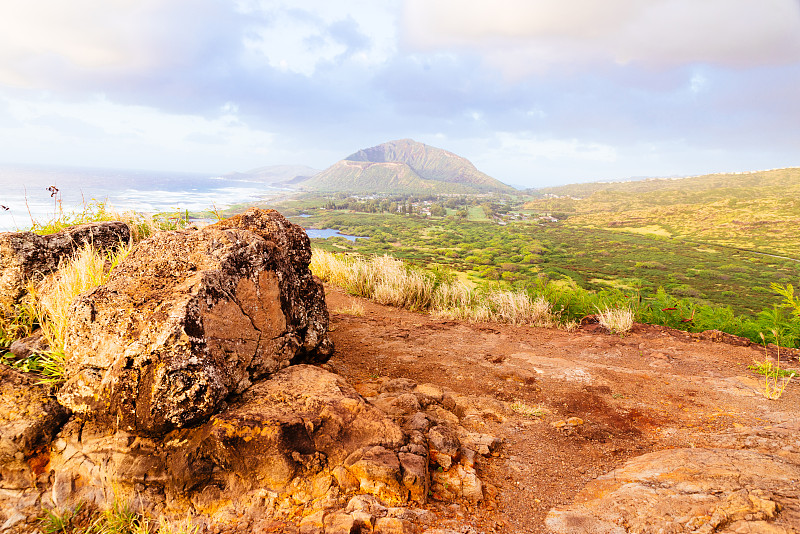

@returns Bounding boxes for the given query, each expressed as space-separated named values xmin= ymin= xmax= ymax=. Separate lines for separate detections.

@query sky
xmin=1 ymin=0 xmax=799 ymax=188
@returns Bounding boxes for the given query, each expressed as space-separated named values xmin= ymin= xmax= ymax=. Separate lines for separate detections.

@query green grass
xmin=296 ymin=209 xmax=800 ymax=348
xmin=748 ymin=361 xmax=798 ymax=379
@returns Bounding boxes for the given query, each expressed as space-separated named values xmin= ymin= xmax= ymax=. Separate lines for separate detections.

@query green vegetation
xmin=40 ymin=500 xmax=199 ymax=534
xmin=297 ymin=200 xmax=800 ymax=347
xmin=526 ymin=167 xmax=800 ymax=257
xmin=1 ymin=244 xmax=132 ymax=383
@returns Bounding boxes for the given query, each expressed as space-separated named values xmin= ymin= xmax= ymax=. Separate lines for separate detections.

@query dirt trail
xmin=323 ymin=287 xmax=800 ymax=533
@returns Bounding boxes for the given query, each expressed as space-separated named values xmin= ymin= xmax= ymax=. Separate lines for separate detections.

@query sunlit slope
xmin=301 ymin=139 xmax=515 ymax=194
xmin=526 ymin=168 xmax=800 ymax=257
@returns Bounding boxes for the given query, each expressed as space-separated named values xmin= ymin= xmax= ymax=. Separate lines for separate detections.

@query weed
xmin=510 ymin=401 xmax=550 ymax=418
xmin=755 ymin=331 xmax=795 ymax=400
xmin=40 ymin=503 xmax=82 ymax=533
xmin=596 ymin=306 xmax=634 ymax=335
xmin=87 ymin=499 xmax=142 ymax=534
xmin=25 ymin=244 xmax=132 ymax=383
xmin=334 ymin=302 xmax=365 ymax=316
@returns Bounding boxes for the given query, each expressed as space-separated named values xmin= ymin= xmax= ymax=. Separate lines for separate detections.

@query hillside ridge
xmin=301 ymin=139 xmax=514 ymax=194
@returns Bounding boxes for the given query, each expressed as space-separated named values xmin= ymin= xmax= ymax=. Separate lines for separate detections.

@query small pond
xmin=305 ymin=228 xmax=368 ymax=242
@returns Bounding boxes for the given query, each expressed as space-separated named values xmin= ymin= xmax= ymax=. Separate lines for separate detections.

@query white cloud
xmin=402 ymin=0 xmax=800 ymax=77
xmin=0 ymin=94 xmax=278 ymax=171
xmin=0 ymin=0 xmax=239 ymax=88
xmin=240 ymin=1 xmax=399 ymax=76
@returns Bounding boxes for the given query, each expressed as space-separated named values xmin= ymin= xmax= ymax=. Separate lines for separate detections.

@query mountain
xmin=299 ymin=139 xmax=514 ymax=194
xmin=224 ymin=165 xmax=320 ymax=186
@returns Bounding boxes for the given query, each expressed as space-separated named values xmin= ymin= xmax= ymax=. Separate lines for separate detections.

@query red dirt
xmin=323 ymin=286 xmax=800 ymax=534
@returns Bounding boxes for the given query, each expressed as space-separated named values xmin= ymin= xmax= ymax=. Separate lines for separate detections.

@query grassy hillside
xmin=526 ymin=167 xmax=800 ymax=257
xmin=302 ymin=139 xmax=514 ymax=194
xmin=302 ymin=160 xmax=487 ymax=194
xmin=298 ymin=211 xmax=800 ymax=317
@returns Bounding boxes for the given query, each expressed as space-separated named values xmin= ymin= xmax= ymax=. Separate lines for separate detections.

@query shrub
xmin=597 ymin=306 xmax=634 ymax=334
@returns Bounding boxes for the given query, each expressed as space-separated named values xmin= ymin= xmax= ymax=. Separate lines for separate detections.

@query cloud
xmin=402 ymin=0 xmax=800 ymax=77
xmin=0 ymin=0 xmax=243 ymax=89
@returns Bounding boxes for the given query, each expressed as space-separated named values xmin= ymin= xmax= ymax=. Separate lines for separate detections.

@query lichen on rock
xmin=57 ymin=208 xmax=333 ymax=435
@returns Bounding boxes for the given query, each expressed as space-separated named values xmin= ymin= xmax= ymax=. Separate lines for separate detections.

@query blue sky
xmin=1 ymin=0 xmax=799 ymax=188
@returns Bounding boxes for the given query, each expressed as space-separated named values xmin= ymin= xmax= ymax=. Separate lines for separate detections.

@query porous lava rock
xmin=57 ymin=208 xmax=333 ymax=435
xmin=0 ymin=365 xmax=67 ymax=491
xmin=47 ymin=366 xmax=412 ymax=515
xmin=545 ymin=447 xmax=800 ymax=533
xmin=0 ymin=221 xmax=130 ymax=315
xmin=0 ymin=364 xmax=68 ymax=529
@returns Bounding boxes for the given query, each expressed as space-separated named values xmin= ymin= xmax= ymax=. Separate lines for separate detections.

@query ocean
xmin=0 ymin=164 xmax=288 ymax=232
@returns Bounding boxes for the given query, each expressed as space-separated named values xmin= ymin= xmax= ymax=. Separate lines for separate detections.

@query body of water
xmin=0 ymin=163 xmax=292 ymax=231
xmin=305 ymin=228 xmax=367 ymax=241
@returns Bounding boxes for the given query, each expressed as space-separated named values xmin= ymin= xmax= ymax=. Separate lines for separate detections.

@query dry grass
xmin=334 ymin=301 xmax=365 ymax=316
xmin=311 ymin=249 xmax=560 ymax=327
xmin=510 ymin=400 xmax=550 ymax=418
xmin=596 ymin=306 xmax=634 ymax=334
xmin=27 ymin=243 xmax=132 ymax=381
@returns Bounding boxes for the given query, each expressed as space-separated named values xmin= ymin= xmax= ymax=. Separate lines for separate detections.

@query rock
xmin=298 ymin=510 xmax=325 ymax=534
xmin=57 ymin=209 xmax=333 ymax=435
xmin=0 ymin=221 xmax=130 ymax=314
xmin=0 ymin=364 xmax=68 ymax=491
xmin=427 ymin=425 xmax=460 ymax=470
xmin=8 ymin=332 xmax=48 ymax=359
xmin=47 ymin=365 xmax=406 ymax=513
xmin=430 ymin=463 xmax=483 ymax=503
xmin=545 ymin=448 xmax=800 ymax=534
xmin=323 ymin=512 xmax=357 ymax=534
xmin=398 ymin=452 xmax=428 ymax=504
xmin=345 ymin=446 xmax=405 ymax=506
xmin=375 ymin=516 xmax=412 ymax=534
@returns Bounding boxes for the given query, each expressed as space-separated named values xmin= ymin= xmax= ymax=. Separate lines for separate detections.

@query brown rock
xmin=398 ymin=452 xmax=428 ymax=504
xmin=345 ymin=446 xmax=405 ymax=506
xmin=47 ymin=365 xmax=405 ymax=512
xmin=0 ymin=364 xmax=68 ymax=491
xmin=375 ymin=516 xmax=413 ymax=534
xmin=323 ymin=512 xmax=358 ymax=534
xmin=427 ymin=425 xmax=460 ymax=470
xmin=57 ymin=209 xmax=333 ymax=435
xmin=0 ymin=221 xmax=130 ymax=314
xmin=298 ymin=510 xmax=325 ymax=534
xmin=545 ymin=448 xmax=800 ymax=534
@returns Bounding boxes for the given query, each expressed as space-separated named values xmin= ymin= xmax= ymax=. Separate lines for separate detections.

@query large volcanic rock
xmin=0 ymin=221 xmax=130 ymax=315
xmin=57 ymin=208 xmax=333 ymax=435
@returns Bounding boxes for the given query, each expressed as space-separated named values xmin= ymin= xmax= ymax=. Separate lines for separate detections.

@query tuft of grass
xmin=0 ymin=299 xmax=38 ymax=357
xmin=754 ymin=331 xmax=795 ymax=400
xmin=16 ymin=243 xmax=132 ymax=383
xmin=311 ymin=249 xmax=560 ymax=326
xmin=596 ymin=306 xmax=634 ymax=335
xmin=334 ymin=301 xmax=365 ymax=316
xmin=510 ymin=401 xmax=550 ymax=418
xmin=40 ymin=503 xmax=83 ymax=533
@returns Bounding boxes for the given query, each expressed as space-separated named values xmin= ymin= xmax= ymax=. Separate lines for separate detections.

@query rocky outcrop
xmin=0 ymin=221 xmax=130 ymax=315
xmin=545 ymin=446 xmax=800 ymax=533
xmin=0 ymin=210 xmax=499 ymax=533
xmin=0 ymin=364 xmax=68 ymax=528
xmin=57 ymin=208 xmax=333 ymax=435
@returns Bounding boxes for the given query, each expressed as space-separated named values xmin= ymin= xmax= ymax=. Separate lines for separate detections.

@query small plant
xmin=510 ymin=400 xmax=550 ymax=418
xmin=334 ymin=302 xmax=365 ymax=316
xmin=88 ymin=499 xmax=142 ymax=534
xmin=754 ymin=331 xmax=795 ymax=400
xmin=40 ymin=503 xmax=82 ymax=533
xmin=596 ymin=306 xmax=634 ymax=335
